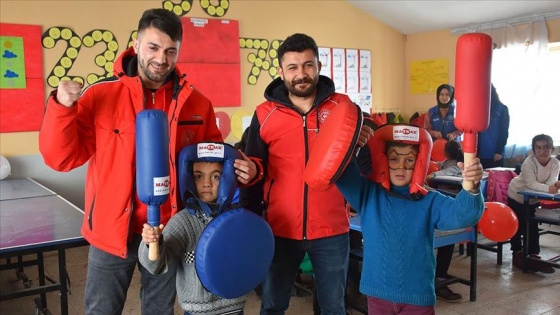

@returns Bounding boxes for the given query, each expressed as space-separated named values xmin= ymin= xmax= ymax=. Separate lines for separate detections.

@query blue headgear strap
xmin=178 ymin=142 xmax=240 ymax=216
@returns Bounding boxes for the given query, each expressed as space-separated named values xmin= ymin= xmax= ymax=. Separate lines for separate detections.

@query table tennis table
xmin=0 ymin=177 xmax=88 ymax=315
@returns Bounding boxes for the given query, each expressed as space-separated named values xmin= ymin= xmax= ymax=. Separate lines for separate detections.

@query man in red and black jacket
xmin=240 ymin=33 xmax=371 ymax=315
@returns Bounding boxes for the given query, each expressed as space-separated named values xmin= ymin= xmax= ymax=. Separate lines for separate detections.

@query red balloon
xmin=431 ymin=138 xmax=447 ymax=162
xmin=478 ymin=202 xmax=518 ymax=242
xmin=428 ymin=161 xmax=440 ymax=174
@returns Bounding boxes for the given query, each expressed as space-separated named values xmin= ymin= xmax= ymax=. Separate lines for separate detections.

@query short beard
xmin=138 ymin=58 xmax=171 ymax=84
xmin=285 ymin=77 xmax=318 ymax=98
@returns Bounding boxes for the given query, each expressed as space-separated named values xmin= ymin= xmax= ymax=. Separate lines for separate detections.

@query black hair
xmin=531 ymin=134 xmax=554 ymax=152
xmin=444 ymin=140 xmax=464 ymax=162
xmin=277 ymin=33 xmax=319 ymax=67
xmin=137 ymin=8 xmax=183 ymax=42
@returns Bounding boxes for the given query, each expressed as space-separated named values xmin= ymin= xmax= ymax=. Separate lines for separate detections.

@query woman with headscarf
xmin=424 ymin=84 xmax=462 ymax=141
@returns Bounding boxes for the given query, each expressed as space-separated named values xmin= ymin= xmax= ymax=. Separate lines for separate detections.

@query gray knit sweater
xmin=139 ymin=209 xmax=246 ymax=315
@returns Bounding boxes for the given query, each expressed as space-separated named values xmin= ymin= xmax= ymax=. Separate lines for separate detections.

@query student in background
xmin=336 ymin=128 xmax=484 ymax=314
xmin=478 ymin=84 xmax=510 ymax=169
xmin=424 ymin=84 xmax=462 ymax=141
xmin=427 ymin=140 xmax=464 ymax=180
xmin=507 ymin=134 xmax=559 ymax=274
xmin=427 ymin=140 xmax=465 ymax=302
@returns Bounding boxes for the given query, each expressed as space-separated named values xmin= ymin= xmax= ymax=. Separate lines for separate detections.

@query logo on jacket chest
xmin=318 ymin=109 xmax=330 ymax=124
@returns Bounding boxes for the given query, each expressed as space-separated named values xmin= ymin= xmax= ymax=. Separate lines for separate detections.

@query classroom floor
xmin=1 ymin=224 xmax=559 ymax=315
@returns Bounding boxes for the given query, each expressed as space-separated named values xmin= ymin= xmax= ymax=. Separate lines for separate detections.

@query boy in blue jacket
xmin=336 ymin=125 xmax=484 ymax=314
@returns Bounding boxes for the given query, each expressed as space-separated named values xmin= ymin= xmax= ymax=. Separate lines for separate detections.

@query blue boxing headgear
xmin=178 ymin=142 xmax=240 ymax=216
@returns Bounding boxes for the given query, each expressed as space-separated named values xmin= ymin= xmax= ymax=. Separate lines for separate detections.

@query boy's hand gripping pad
xmin=195 ymin=208 xmax=274 ymax=299
xmin=304 ymin=102 xmax=363 ymax=191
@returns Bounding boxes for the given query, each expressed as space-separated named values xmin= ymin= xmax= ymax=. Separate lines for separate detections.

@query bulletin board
xmin=0 ymin=23 xmax=45 ymax=133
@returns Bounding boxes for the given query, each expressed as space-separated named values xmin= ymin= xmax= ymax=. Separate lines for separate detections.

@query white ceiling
xmin=347 ymin=1 xmax=560 ymax=35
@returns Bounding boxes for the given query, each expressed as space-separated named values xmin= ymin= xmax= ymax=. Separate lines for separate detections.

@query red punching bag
xmin=454 ymin=33 xmax=493 ymax=190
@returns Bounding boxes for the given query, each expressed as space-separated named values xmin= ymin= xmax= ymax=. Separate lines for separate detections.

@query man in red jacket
xmin=39 ymin=8 xmax=257 ymax=315
xmin=240 ymin=33 xmax=372 ymax=315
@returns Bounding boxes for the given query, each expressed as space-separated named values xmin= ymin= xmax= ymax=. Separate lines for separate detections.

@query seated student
xmin=427 ymin=140 xmax=465 ymax=302
xmin=335 ymin=125 xmax=484 ymax=314
xmin=507 ymin=134 xmax=560 ymax=274
xmin=427 ymin=140 xmax=463 ymax=180
xmin=139 ymin=142 xmax=246 ymax=315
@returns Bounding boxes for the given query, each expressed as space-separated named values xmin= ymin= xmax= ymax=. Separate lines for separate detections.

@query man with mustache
xmin=240 ymin=33 xmax=372 ymax=315
xmin=39 ymin=8 xmax=257 ymax=315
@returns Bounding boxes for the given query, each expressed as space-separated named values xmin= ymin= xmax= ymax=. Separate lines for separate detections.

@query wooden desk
xmin=517 ymin=189 xmax=560 ymax=273
xmin=349 ymin=215 xmax=478 ymax=302
xmin=0 ymin=178 xmax=88 ymax=315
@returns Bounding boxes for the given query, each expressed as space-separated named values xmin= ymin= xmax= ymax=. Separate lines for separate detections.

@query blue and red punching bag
xmin=454 ymin=33 xmax=492 ymax=190
xmin=136 ymin=109 xmax=170 ymax=260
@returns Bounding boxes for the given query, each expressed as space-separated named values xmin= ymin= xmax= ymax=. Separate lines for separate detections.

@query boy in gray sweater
xmin=139 ymin=143 xmax=246 ymax=315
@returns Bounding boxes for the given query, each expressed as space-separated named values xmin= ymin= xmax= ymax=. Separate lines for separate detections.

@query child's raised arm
xmin=457 ymin=157 xmax=484 ymax=193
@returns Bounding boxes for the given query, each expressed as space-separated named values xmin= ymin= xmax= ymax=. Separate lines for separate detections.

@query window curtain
xmin=480 ymin=16 xmax=557 ymax=145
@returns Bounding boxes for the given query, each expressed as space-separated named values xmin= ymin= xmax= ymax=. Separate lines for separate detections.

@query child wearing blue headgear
xmin=139 ymin=142 xmax=246 ymax=315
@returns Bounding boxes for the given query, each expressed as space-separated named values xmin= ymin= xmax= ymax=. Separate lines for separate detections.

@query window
xmin=491 ymin=42 xmax=560 ymax=146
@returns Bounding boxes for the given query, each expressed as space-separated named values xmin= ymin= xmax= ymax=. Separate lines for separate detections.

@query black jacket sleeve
xmin=240 ymin=112 xmax=268 ymax=215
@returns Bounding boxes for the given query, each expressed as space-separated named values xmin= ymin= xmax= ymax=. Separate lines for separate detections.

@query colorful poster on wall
xmin=177 ymin=17 xmax=240 ymax=107
xmin=0 ymin=23 xmax=44 ymax=133
xmin=0 ymin=36 xmax=26 ymax=88
xmin=410 ymin=58 xmax=449 ymax=94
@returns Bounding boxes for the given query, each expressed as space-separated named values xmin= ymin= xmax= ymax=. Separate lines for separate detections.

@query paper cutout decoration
xmin=231 ymin=109 xmax=251 ymax=140
xmin=0 ymin=23 xmax=44 ymax=133
xmin=0 ymin=36 xmax=26 ymax=88
xmin=177 ymin=17 xmax=240 ymax=107
xmin=239 ymin=37 xmax=280 ymax=85
xmin=214 ymin=111 xmax=231 ymax=139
